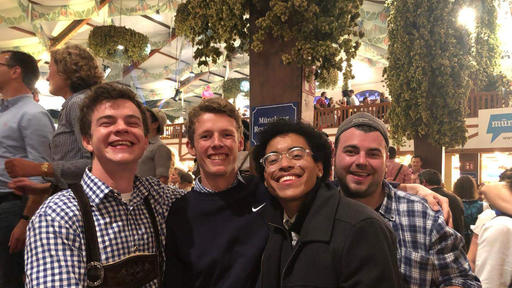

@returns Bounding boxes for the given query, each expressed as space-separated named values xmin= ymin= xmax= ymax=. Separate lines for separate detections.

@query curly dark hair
xmin=50 ymin=44 xmax=103 ymax=93
xmin=251 ymin=119 xmax=332 ymax=182
xmin=453 ymin=175 xmax=478 ymax=200
xmin=79 ymin=82 xmax=148 ymax=139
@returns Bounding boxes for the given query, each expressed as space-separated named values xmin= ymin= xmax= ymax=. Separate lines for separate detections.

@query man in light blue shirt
xmin=0 ymin=50 xmax=54 ymax=287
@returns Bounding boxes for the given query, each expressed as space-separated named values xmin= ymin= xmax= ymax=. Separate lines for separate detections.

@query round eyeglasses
xmin=260 ymin=147 xmax=313 ymax=168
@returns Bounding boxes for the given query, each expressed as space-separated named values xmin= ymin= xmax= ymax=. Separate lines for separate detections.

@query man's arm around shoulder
xmin=429 ymin=212 xmax=481 ymax=288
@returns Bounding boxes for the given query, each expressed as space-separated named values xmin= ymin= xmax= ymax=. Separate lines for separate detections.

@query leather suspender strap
xmin=142 ymin=196 xmax=163 ymax=286
xmin=70 ymin=183 xmax=162 ymax=288
xmin=69 ymin=183 xmax=103 ymax=288
xmin=393 ymin=164 xmax=403 ymax=182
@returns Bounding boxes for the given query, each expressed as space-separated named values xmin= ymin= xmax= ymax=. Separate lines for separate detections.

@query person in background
xmin=252 ymin=120 xmax=402 ymax=287
xmin=137 ymin=107 xmax=172 ymax=184
xmin=314 ymin=91 xmax=328 ymax=109
xmin=6 ymin=44 xmax=103 ymax=194
xmin=473 ymin=175 xmax=512 ymax=288
xmin=419 ymin=169 xmax=465 ymax=237
xmin=327 ymin=97 xmax=335 ymax=108
xmin=168 ymin=167 xmax=181 ymax=188
xmin=453 ymin=175 xmax=488 ymax=252
xmin=0 ymin=50 xmax=54 ymax=288
xmin=349 ymin=89 xmax=359 ymax=106
xmin=385 ymin=146 xmax=411 ymax=184
xmin=337 ymin=96 xmax=347 ymax=107
xmin=342 ymin=89 xmax=350 ymax=105
xmin=409 ymin=155 xmax=424 ymax=184
xmin=176 ymin=168 xmax=194 ymax=191
xmin=467 ymin=168 xmax=512 ymax=271
xmin=481 ymin=168 xmax=512 ymax=215
xmin=235 ymin=119 xmax=251 ymax=174
xmin=379 ymin=92 xmax=390 ymax=103
xmin=362 ymin=96 xmax=370 ymax=105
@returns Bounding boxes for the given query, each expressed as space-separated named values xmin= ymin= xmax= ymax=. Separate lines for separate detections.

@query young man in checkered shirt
xmin=24 ymin=83 xmax=185 ymax=287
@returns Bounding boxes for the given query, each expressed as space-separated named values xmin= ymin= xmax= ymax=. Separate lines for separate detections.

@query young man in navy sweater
xmin=164 ymin=98 xmax=269 ymax=287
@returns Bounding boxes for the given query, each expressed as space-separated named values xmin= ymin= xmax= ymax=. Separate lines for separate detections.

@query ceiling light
xmin=458 ymin=7 xmax=476 ymax=33
xmin=117 ymin=45 xmax=124 ymax=50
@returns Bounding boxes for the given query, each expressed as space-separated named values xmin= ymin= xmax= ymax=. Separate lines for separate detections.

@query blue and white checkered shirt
xmin=25 ymin=169 xmax=186 ymax=287
xmin=379 ymin=182 xmax=481 ymax=287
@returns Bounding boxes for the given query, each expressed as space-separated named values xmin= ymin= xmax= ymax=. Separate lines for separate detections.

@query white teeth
xmin=278 ymin=175 xmax=298 ymax=183
xmin=210 ymin=154 xmax=226 ymax=160
xmin=352 ymin=172 xmax=369 ymax=176
xmin=111 ymin=141 xmax=132 ymax=147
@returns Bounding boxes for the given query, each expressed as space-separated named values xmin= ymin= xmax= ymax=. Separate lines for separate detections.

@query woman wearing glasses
xmin=252 ymin=120 xmax=401 ymax=288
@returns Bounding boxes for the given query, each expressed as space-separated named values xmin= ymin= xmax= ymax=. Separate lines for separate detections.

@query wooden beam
xmin=233 ymin=70 xmax=249 ymax=77
xmin=180 ymin=72 xmax=208 ymax=90
xmin=50 ymin=0 xmax=112 ymax=49
xmin=123 ymin=48 xmax=162 ymax=77
xmin=141 ymin=15 xmax=171 ymax=30
xmin=8 ymin=26 xmax=36 ymax=37
xmin=209 ymin=71 xmax=225 ymax=78
xmin=122 ymin=33 xmax=178 ymax=77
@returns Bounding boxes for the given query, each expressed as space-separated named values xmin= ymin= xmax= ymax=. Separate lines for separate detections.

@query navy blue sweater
xmin=164 ymin=175 xmax=269 ymax=288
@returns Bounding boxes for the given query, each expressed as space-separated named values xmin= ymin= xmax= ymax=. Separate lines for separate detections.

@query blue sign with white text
xmin=487 ymin=113 xmax=512 ymax=142
xmin=251 ymin=102 xmax=298 ymax=146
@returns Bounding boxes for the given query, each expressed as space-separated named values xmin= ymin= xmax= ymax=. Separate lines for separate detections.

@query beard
xmin=337 ymin=175 xmax=381 ymax=200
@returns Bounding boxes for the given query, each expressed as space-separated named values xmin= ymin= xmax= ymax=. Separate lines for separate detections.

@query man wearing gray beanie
xmin=333 ymin=112 xmax=481 ymax=287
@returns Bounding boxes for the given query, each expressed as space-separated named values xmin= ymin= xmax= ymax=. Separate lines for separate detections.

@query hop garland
xmin=175 ymin=0 xmax=363 ymax=88
xmin=385 ymin=0 xmax=473 ymax=148
xmin=88 ymin=25 xmax=149 ymax=64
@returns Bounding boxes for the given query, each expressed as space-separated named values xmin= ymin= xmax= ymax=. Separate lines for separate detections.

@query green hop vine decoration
xmin=175 ymin=0 xmax=363 ymax=88
xmin=385 ymin=0 xmax=473 ymax=148
xmin=88 ymin=25 xmax=149 ymax=64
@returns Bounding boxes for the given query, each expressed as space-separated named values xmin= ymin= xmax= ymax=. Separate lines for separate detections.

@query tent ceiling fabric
xmin=4 ymin=0 xmax=509 ymax=117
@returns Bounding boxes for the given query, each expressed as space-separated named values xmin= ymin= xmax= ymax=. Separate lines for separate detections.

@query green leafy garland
xmin=222 ymin=78 xmax=250 ymax=99
xmin=472 ymin=0 xmax=509 ymax=92
xmin=175 ymin=0 xmax=363 ymax=88
xmin=88 ymin=25 xmax=149 ymax=65
xmin=384 ymin=0 xmax=473 ymax=148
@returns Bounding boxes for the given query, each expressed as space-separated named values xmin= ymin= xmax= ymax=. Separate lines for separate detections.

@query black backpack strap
xmin=143 ymin=196 xmax=163 ymax=286
xmin=393 ymin=164 xmax=403 ymax=182
xmin=69 ymin=183 xmax=103 ymax=288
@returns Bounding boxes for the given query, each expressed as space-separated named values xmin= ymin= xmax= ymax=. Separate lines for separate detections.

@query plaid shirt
xmin=25 ymin=169 xmax=186 ymax=287
xmin=379 ymin=182 xmax=481 ymax=287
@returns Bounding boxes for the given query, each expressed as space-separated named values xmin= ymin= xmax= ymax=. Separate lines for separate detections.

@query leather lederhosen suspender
xmin=70 ymin=184 xmax=162 ymax=288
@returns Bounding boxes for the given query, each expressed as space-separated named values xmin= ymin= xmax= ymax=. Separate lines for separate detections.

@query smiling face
xmin=334 ymin=128 xmax=387 ymax=205
xmin=82 ymin=99 xmax=148 ymax=173
xmin=186 ymin=112 xmax=243 ymax=185
xmin=263 ymin=133 xmax=323 ymax=210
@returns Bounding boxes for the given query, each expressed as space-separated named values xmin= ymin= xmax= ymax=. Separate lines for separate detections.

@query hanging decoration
xmin=88 ymin=25 xmax=149 ymax=64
